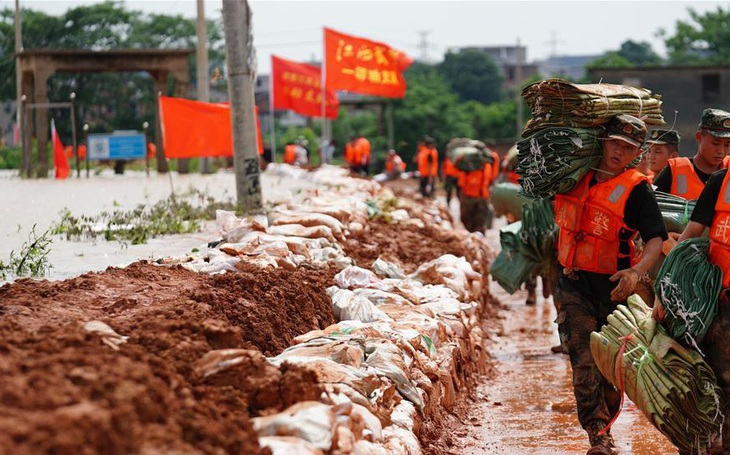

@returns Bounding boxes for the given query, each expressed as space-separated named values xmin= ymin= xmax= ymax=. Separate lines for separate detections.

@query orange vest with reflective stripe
xmin=283 ymin=144 xmax=297 ymax=164
xmin=554 ymin=169 xmax=648 ymax=275
xmin=459 ymin=162 xmax=493 ymax=198
xmin=490 ymin=151 xmax=500 ymax=181
xmin=385 ymin=154 xmax=405 ymax=173
xmin=443 ymin=157 xmax=459 ymax=177
xmin=709 ymin=170 xmax=730 ymax=288
xmin=356 ymin=138 xmax=371 ymax=164
xmin=668 ymin=157 xmax=705 ymax=200
xmin=417 ymin=145 xmax=438 ymax=177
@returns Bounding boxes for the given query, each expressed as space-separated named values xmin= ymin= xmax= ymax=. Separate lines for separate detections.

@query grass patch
xmin=0 ymin=225 xmax=53 ymax=280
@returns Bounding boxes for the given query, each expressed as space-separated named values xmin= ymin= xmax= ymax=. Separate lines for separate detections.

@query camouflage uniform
xmin=460 ymin=196 xmax=489 ymax=233
xmin=555 ymin=280 xmax=622 ymax=430
xmin=701 ymin=292 xmax=730 ymax=451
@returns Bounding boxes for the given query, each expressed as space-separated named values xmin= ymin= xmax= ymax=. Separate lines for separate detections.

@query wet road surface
xmin=454 ymin=223 xmax=679 ymax=455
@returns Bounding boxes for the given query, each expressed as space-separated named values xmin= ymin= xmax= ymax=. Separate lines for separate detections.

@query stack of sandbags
xmin=654 ymin=238 xmax=723 ymax=349
xmin=591 ymin=295 xmax=722 ymax=454
xmin=491 ymin=182 xmax=527 ymax=220
xmin=654 ymin=191 xmax=696 ymax=233
xmin=516 ymin=79 xmax=664 ymax=199
xmin=446 ymin=137 xmax=494 ymax=172
xmin=491 ymin=198 xmax=557 ymax=294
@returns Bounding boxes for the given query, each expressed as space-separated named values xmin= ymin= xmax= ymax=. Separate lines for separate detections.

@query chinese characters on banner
xmin=324 ymin=27 xmax=413 ymax=98
xmin=159 ymin=96 xmax=263 ymax=159
xmin=272 ymin=55 xmax=340 ymax=119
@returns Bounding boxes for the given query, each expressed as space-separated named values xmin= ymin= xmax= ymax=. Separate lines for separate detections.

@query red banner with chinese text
xmin=324 ymin=27 xmax=413 ymax=98
xmin=272 ymin=55 xmax=339 ymax=119
xmin=160 ymin=96 xmax=263 ymax=158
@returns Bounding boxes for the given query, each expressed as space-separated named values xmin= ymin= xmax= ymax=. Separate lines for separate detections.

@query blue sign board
xmin=88 ymin=132 xmax=146 ymax=160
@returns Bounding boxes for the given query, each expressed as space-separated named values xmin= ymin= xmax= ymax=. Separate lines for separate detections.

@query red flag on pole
xmin=324 ymin=27 xmax=413 ymax=98
xmin=272 ymin=55 xmax=339 ymax=119
xmin=159 ymin=96 xmax=263 ymax=158
xmin=52 ymin=119 xmax=69 ymax=180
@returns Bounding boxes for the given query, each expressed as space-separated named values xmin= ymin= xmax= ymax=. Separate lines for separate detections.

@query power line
xmin=417 ymin=30 xmax=431 ymax=61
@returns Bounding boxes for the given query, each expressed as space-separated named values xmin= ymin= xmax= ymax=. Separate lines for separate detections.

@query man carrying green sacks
xmin=554 ymin=114 xmax=667 ymax=455
xmin=662 ymin=112 xmax=730 ymax=454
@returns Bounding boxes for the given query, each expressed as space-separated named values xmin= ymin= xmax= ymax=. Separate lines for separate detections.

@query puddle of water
xmin=459 ymin=222 xmax=679 ymax=455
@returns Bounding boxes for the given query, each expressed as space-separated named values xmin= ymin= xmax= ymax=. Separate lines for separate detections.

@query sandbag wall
xmin=174 ymin=164 xmax=493 ymax=455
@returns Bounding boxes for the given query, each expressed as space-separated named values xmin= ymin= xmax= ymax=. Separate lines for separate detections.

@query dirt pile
xmin=0 ymin=262 xmax=335 ymax=454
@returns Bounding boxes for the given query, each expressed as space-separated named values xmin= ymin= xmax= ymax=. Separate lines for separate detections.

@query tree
xmin=437 ymin=49 xmax=504 ymax=105
xmin=617 ymin=40 xmax=662 ymax=66
xmin=586 ymin=52 xmax=634 ymax=69
xmin=662 ymin=6 xmax=730 ymax=64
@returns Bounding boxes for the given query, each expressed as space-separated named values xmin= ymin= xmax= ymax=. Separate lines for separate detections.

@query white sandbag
xmin=353 ymin=288 xmax=412 ymax=307
xmin=258 ymin=436 xmax=324 ymax=455
xmin=329 ymin=287 xmax=392 ymax=323
xmin=335 ymin=266 xmax=388 ymax=290
xmin=253 ymin=401 xmax=335 ymax=450
xmin=364 ymin=339 xmax=424 ymax=410
xmin=84 ymin=320 xmax=128 ymax=350
xmin=371 ymin=258 xmax=406 ymax=279
xmin=268 ymin=224 xmax=337 ymax=243
xmin=270 ymin=211 xmax=346 ymax=240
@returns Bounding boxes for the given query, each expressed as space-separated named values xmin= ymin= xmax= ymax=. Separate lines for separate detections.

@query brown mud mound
xmin=0 ymin=261 xmax=335 ymax=454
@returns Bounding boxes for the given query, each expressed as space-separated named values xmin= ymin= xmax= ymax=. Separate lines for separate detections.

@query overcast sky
xmin=4 ymin=0 xmax=728 ymax=74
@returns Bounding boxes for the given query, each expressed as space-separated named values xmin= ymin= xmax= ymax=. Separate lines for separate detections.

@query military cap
xmin=605 ymin=114 xmax=647 ymax=147
xmin=646 ymin=129 xmax=681 ymax=146
xmin=699 ymin=108 xmax=730 ymax=138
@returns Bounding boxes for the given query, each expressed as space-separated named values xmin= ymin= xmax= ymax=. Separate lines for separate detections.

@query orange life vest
xmin=356 ymin=137 xmax=371 ymax=164
xmin=668 ymin=157 xmax=706 ymax=200
xmin=554 ymin=169 xmax=648 ymax=275
xmin=506 ymin=171 xmax=520 ymax=185
xmin=490 ymin=151 xmax=500 ymax=181
xmin=417 ymin=145 xmax=438 ymax=177
xmin=385 ymin=154 xmax=405 ymax=173
xmin=458 ymin=162 xmax=493 ymax=198
xmin=709 ymin=169 xmax=730 ymax=288
xmin=283 ymin=144 xmax=297 ymax=164
xmin=443 ymin=157 xmax=459 ymax=178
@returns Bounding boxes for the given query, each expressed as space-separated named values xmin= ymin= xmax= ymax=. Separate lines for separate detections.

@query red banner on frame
xmin=272 ymin=55 xmax=339 ymax=118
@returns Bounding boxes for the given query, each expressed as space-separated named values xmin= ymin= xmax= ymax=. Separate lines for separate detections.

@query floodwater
xmin=454 ymin=223 xmax=680 ymax=455
xmin=0 ymin=168 xmax=312 ymax=282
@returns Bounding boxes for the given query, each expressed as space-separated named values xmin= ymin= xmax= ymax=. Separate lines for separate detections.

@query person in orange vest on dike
xmin=442 ymin=155 xmax=460 ymax=206
xmin=665 ymin=120 xmax=730 ymax=452
xmin=553 ymin=114 xmax=666 ymax=455
xmin=384 ymin=149 xmax=406 ymax=180
xmin=344 ymin=136 xmax=358 ymax=173
xmin=283 ymin=141 xmax=297 ymax=165
xmin=645 ymin=129 xmax=680 ymax=181
xmin=414 ymin=136 xmax=438 ymax=198
xmin=457 ymin=158 xmax=496 ymax=233
xmin=654 ymin=109 xmax=730 ymax=199
xmin=355 ymin=133 xmax=371 ymax=176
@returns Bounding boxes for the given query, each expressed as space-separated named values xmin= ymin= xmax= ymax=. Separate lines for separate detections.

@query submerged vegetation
xmin=0 ymin=225 xmax=53 ymax=280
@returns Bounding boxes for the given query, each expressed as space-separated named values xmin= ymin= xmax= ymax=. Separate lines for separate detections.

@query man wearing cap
xmin=654 ymin=109 xmax=730 ymax=200
xmin=666 ymin=119 xmax=730 ymax=453
xmin=554 ymin=114 xmax=667 ymax=455
xmin=646 ymin=129 xmax=680 ymax=180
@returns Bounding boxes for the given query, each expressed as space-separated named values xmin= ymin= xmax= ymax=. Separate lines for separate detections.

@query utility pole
xmin=222 ymin=0 xmax=263 ymax=213
xmin=196 ymin=0 xmax=213 ymax=174
xmin=515 ymin=38 xmax=523 ymax=139
xmin=417 ymin=30 xmax=431 ymax=62
xmin=15 ymin=0 xmax=22 ymax=151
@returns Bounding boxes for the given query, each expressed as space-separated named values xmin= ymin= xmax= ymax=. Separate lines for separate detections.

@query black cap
xmin=605 ymin=114 xmax=647 ymax=147
xmin=646 ymin=129 xmax=681 ymax=146
xmin=699 ymin=108 xmax=730 ymax=138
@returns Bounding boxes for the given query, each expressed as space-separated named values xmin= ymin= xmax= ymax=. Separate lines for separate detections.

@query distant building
xmin=588 ymin=65 xmax=730 ymax=156
xmin=537 ymin=55 xmax=601 ymax=81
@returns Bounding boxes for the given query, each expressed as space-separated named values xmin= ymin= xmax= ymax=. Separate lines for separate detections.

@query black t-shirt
xmin=653 ymin=159 xmax=714 ymax=193
xmin=690 ymin=168 xmax=727 ymax=227
xmin=559 ymin=178 xmax=668 ymax=298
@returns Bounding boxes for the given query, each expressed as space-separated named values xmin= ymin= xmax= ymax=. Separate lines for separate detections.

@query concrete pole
xmin=222 ymin=0 xmax=263 ymax=213
xmin=196 ymin=0 xmax=213 ymax=174
xmin=515 ymin=38 xmax=523 ymax=139
xmin=15 ymin=0 xmax=22 ymax=149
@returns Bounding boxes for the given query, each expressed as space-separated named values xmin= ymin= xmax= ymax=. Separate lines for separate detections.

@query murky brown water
xmin=455 ymin=222 xmax=680 ymax=455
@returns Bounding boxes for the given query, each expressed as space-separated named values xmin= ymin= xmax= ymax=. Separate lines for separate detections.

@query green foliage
xmin=586 ymin=52 xmax=634 ymax=69
xmin=618 ymin=40 xmax=663 ymax=66
xmin=52 ymin=189 xmax=237 ymax=245
xmin=0 ymin=1 xmax=225 ymax=141
xmin=0 ymin=225 xmax=53 ymax=280
xmin=663 ymin=7 xmax=730 ymax=64
xmin=437 ymin=49 xmax=505 ymax=104
xmin=0 ymin=146 xmax=21 ymax=169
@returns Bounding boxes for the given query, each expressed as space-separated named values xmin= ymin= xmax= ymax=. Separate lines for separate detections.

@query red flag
xmin=159 ymin=96 xmax=263 ymax=159
xmin=272 ymin=55 xmax=339 ymax=119
xmin=52 ymin=119 xmax=69 ymax=180
xmin=324 ymin=27 xmax=413 ymax=98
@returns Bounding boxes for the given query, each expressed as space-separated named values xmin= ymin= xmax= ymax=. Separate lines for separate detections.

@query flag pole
xmin=320 ymin=27 xmax=327 ymax=163
xmin=269 ymin=57 xmax=276 ymax=163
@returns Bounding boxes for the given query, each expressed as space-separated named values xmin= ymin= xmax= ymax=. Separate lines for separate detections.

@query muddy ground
xmin=0 ymin=180 xmax=496 ymax=454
